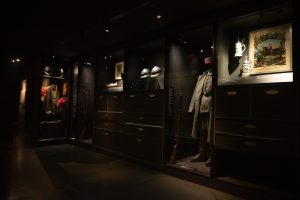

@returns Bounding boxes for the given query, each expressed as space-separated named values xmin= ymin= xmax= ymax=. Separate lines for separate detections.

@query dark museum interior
xmin=0 ymin=0 xmax=299 ymax=199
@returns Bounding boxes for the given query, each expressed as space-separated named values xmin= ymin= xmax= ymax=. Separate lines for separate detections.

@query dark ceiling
xmin=1 ymin=0 xmax=293 ymax=59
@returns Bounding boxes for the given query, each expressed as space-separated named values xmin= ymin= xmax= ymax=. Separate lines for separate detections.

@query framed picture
xmin=115 ymin=61 xmax=124 ymax=80
xmin=249 ymin=23 xmax=292 ymax=75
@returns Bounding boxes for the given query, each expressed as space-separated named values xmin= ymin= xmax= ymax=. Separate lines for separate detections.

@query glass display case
xmin=125 ymin=39 xmax=165 ymax=92
xmin=97 ymin=50 xmax=125 ymax=93
xmin=39 ymin=62 xmax=69 ymax=141
xmin=217 ymin=3 xmax=293 ymax=85
xmin=165 ymin=25 xmax=214 ymax=176
xmin=214 ymin=3 xmax=297 ymax=195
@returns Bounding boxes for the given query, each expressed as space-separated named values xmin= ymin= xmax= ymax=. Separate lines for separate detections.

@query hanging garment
xmin=44 ymin=85 xmax=60 ymax=114
xmin=188 ymin=70 xmax=212 ymax=138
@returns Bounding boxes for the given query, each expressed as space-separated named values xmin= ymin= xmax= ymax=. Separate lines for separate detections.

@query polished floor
xmin=1 ymin=143 xmax=246 ymax=200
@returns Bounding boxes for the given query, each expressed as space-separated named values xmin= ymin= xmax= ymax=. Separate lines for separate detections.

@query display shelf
xmin=216 ymin=3 xmax=293 ymax=86
xmin=125 ymin=39 xmax=165 ymax=92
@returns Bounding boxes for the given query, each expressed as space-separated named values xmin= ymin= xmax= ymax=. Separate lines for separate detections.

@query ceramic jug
xmin=241 ymin=56 xmax=253 ymax=77
xmin=234 ymin=39 xmax=246 ymax=57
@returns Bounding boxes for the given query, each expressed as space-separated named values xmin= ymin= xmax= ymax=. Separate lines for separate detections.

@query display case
xmin=121 ymin=39 xmax=166 ymax=164
xmin=217 ymin=3 xmax=293 ymax=86
xmin=165 ymin=25 xmax=214 ymax=176
xmin=125 ymin=39 xmax=165 ymax=92
xmin=93 ymin=50 xmax=125 ymax=151
xmin=97 ymin=50 xmax=125 ymax=93
xmin=39 ymin=61 xmax=70 ymax=141
xmin=215 ymin=3 xmax=297 ymax=196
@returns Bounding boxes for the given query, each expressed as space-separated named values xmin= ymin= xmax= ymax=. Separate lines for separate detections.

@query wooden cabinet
xmin=93 ymin=92 xmax=124 ymax=152
xmin=123 ymin=90 xmax=164 ymax=164
xmin=93 ymin=90 xmax=164 ymax=165
xmin=215 ymin=83 xmax=298 ymax=191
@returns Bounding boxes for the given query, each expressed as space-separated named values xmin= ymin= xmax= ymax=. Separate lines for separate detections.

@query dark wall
xmin=76 ymin=63 xmax=95 ymax=139
xmin=0 ymin=60 xmax=20 ymax=148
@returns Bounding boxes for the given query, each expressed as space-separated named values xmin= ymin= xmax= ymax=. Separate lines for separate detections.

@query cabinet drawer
xmin=93 ymin=129 xmax=121 ymax=151
xmin=123 ymin=134 xmax=162 ymax=164
xmin=215 ymin=119 xmax=297 ymax=139
xmin=94 ymin=121 xmax=122 ymax=133
xmin=96 ymin=94 xmax=107 ymax=111
xmin=124 ymin=113 xmax=163 ymax=126
xmin=96 ymin=112 xmax=123 ymax=122
xmin=107 ymin=93 xmax=124 ymax=112
xmin=124 ymin=123 xmax=162 ymax=138
xmin=216 ymin=134 xmax=296 ymax=158
xmin=125 ymin=91 xmax=164 ymax=114
xmin=216 ymin=86 xmax=250 ymax=117
xmin=252 ymin=84 xmax=297 ymax=119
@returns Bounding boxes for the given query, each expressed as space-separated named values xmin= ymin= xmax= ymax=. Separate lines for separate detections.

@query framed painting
xmin=115 ymin=61 xmax=124 ymax=80
xmin=249 ymin=23 xmax=292 ymax=75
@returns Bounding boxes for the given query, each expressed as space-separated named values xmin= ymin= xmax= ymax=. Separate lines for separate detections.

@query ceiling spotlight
xmin=211 ymin=46 xmax=214 ymax=49
xmin=104 ymin=19 xmax=110 ymax=33
xmin=154 ymin=1 xmax=162 ymax=20
xmin=16 ymin=58 xmax=20 ymax=62
xmin=11 ymin=59 xmax=15 ymax=63
xmin=104 ymin=56 xmax=107 ymax=59
xmin=200 ymin=50 xmax=204 ymax=53
xmin=183 ymin=41 xmax=187 ymax=44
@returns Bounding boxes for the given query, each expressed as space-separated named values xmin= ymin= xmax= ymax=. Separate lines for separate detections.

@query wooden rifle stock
xmin=169 ymin=89 xmax=183 ymax=164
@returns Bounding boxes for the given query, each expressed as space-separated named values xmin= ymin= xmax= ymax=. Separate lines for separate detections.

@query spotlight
xmin=11 ymin=59 xmax=15 ymax=63
xmin=104 ymin=20 xmax=110 ymax=32
xmin=16 ymin=58 xmax=20 ymax=62
xmin=154 ymin=1 xmax=162 ymax=20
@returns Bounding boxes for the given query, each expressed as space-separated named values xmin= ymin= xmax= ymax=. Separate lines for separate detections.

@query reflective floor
xmin=1 ymin=144 xmax=246 ymax=200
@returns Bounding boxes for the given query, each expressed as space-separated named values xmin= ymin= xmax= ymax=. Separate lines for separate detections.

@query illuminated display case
xmin=125 ymin=39 xmax=165 ymax=92
xmin=214 ymin=3 xmax=297 ymax=195
xmin=217 ymin=3 xmax=293 ymax=85
xmin=39 ymin=61 xmax=70 ymax=141
xmin=165 ymin=25 xmax=214 ymax=176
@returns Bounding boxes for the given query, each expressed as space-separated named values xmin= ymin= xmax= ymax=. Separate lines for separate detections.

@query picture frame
xmin=248 ymin=23 xmax=292 ymax=75
xmin=115 ymin=61 xmax=124 ymax=80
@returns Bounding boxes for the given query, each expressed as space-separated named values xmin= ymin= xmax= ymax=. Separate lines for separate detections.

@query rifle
xmin=169 ymin=88 xmax=183 ymax=164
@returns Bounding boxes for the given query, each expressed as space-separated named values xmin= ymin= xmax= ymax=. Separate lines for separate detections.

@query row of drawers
xmin=93 ymin=128 xmax=162 ymax=163
xmin=215 ymin=119 xmax=297 ymax=140
xmin=215 ymin=133 xmax=297 ymax=158
xmin=215 ymin=118 xmax=297 ymax=157
xmin=95 ymin=91 xmax=164 ymax=114
xmin=94 ymin=122 xmax=162 ymax=139
xmin=96 ymin=112 xmax=163 ymax=126
xmin=216 ymin=84 xmax=297 ymax=119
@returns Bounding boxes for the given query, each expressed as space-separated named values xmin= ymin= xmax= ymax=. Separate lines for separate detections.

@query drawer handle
xmin=265 ymin=90 xmax=279 ymax=95
xmin=113 ymin=95 xmax=118 ymax=99
xmin=149 ymin=94 xmax=156 ymax=98
xmin=226 ymin=91 xmax=237 ymax=96
xmin=244 ymin=141 xmax=256 ymax=146
xmin=104 ymin=132 xmax=109 ymax=136
xmin=129 ymin=95 xmax=135 ymax=98
xmin=138 ymin=116 xmax=144 ymax=120
xmin=137 ymin=128 xmax=144 ymax=131
xmin=136 ymin=138 xmax=143 ymax=143
xmin=244 ymin=124 xmax=257 ymax=129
